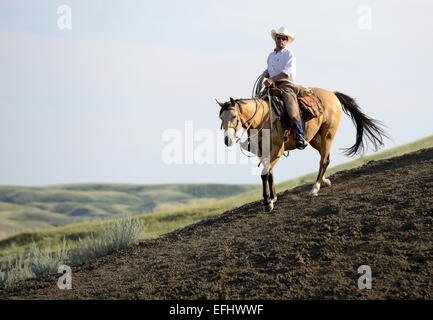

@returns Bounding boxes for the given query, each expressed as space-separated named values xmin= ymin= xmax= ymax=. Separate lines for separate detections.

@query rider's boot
xmin=294 ymin=120 xmax=308 ymax=150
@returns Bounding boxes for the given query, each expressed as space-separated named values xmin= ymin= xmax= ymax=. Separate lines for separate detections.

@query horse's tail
xmin=334 ymin=91 xmax=388 ymax=157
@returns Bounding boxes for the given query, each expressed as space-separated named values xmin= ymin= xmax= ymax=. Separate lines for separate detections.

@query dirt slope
xmin=1 ymin=148 xmax=433 ymax=299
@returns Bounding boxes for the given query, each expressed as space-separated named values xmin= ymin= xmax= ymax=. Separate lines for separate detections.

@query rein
xmin=234 ymin=71 xmax=268 ymax=143
xmin=267 ymin=88 xmax=273 ymax=157
xmin=220 ymin=72 xmax=276 ymax=159
xmin=234 ymin=99 xmax=264 ymax=143
xmin=231 ymin=96 xmax=273 ymax=160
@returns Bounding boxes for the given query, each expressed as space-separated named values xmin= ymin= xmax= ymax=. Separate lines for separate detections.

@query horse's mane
xmin=218 ymin=102 xmax=231 ymax=116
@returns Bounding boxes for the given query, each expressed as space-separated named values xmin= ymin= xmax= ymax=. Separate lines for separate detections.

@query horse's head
xmin=217 ymin=97 xmax=243 ymax=147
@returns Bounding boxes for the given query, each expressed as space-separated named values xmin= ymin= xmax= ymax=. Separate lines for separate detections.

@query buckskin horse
xmin=217 ymin=88 xmax=387 ymax=212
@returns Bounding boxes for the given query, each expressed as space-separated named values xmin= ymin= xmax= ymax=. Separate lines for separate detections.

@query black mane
xmin=218 ymin=99 xmax=249 ymax=116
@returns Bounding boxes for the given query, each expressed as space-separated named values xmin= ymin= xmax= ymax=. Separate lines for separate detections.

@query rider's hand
xmin=264 ymin=78 xmax=274 ymax=87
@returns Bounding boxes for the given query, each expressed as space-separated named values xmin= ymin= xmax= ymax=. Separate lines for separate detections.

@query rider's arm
xmin=264 ymin=72 xmax=288 ymax=86
xmin=266 ymin=50 xmax=292 ymax=85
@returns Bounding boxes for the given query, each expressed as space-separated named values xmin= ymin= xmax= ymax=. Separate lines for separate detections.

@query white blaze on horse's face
xmin=220 ymin=108 xmax=239 ymax=147
xmin=217 ymin=98 xmax=242 ymax=147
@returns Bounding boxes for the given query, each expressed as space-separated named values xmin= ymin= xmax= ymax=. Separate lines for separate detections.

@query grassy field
xmin=0 ymin=183 xmax=256 ymax=240
xmin=0 ymin=134 xmax=432 ymax=259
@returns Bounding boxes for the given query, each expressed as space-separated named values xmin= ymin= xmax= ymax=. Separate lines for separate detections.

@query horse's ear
xmin=230 ymin=97 xmax=235 ymax=105
xmin=215 ymin=99 xmax=224 ymax=107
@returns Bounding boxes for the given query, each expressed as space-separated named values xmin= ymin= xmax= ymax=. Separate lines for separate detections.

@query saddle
xmin=267 ymin=84 xmax=324 ymax=124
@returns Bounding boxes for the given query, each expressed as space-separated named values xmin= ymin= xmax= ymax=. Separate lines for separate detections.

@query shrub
xmin=0 ymin=216 xmax=144 ymax=286
xmin=74 ymin=216 xmax=145 ymax=261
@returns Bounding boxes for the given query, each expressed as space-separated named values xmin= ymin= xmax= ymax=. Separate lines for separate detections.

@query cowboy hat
xmin=271 ymin=27 xmax=295 ymax=43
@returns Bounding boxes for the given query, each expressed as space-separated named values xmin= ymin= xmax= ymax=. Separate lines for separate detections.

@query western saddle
xmin=265 ymin=83 xmax=324 ymax=130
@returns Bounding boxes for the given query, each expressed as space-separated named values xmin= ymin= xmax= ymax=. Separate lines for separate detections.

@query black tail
xmin=335 ymin=91 xmax=388 ymax=157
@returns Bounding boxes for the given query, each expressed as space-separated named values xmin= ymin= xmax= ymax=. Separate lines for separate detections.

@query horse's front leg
xmin=261 ymin=159 xmax=280 ymax=212
xmin=260 ymin=157 xmax=273 ymax=212
xmin=261 ymin=173 xmax=272 ymax=211
xmin=268 ymin=168 xmax=277 ymax=204
xmin=261 ymin=132 xmax=285 ymax=212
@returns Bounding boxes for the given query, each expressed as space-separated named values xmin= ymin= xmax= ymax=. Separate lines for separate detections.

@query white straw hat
xmin=271 ymin=26 xmax=295 ymax=43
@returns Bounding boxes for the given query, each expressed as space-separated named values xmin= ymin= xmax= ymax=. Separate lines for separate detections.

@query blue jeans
xmin=275 ymin=81 xmax=305 ymax=138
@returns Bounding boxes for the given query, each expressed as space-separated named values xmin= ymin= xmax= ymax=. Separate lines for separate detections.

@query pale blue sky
xmin=1 ymin=0 xmax=432 ymax=186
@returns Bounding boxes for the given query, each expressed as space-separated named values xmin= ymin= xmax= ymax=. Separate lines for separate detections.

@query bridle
xmin=220 ymin=98 xmax=266 ymax=143
xmin=220 ymin=106 xmax=240 ymax=131
xmin=219 ymin=72 xmax=272 ymax=158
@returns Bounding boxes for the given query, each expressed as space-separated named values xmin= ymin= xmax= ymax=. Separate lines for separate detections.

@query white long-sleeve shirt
xmin=266 ymin=47 xmax=296 ymax=83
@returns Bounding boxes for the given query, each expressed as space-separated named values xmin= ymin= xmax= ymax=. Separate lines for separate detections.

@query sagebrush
xmin=0 ymin=216 xmax=144 ymax=286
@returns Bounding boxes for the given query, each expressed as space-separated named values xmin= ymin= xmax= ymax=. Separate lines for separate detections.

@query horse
xmin=217 ymin=87 xmax=387 ymax=212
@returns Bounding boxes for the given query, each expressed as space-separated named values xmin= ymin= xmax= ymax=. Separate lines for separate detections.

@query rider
xmin=263 ymin=26 xmax=308 ymax=150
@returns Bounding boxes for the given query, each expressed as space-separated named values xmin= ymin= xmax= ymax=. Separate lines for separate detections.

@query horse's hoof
xmin=264 ymin=202 xmax=274 ymax=212
xmin=270 ymin=196 xmax=277 ymax=204
xmin=309 ymin=182 xmax=320 ymax=196
xmin=322 ymin=178 xmax=331 ymax=187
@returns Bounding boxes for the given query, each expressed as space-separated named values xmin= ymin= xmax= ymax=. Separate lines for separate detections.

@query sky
xmin=0 ymin=0 xmax=432 ymax=186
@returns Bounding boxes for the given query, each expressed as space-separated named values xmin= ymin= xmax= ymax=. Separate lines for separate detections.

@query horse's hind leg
xmin=321 ymin=162 xmax=332 ymax=187
xmin=310 ymin=132 xmax=331 ymax=187
xmin=309 ymin=129 xmax=333 ymax=196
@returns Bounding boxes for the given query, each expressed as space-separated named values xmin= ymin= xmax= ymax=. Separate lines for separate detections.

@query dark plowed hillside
xmin=1 ymin=148 xmax=433 ymax=299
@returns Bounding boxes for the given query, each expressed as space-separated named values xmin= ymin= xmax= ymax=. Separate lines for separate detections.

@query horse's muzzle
xmin=224 ymin=128 xmax=235 ymax=147
xmin=224 ymin=135 xmax=233 ymax=147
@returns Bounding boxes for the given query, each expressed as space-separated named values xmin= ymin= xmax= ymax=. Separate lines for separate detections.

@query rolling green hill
xmin=0 ymin=184 xmax=256 ymax=240
xmin=0 ymin=134 xmax=432 ymax=259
